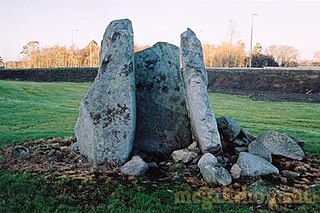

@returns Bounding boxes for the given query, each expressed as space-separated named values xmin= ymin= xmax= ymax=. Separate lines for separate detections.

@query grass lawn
xmin=0 ymin=80 xmax=319 ymax=212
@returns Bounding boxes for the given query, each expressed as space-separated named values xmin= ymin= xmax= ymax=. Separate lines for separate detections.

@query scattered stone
xmin=121 ymin=156 xmax=149 ymax=176
xmin=75 ymin=19 xmax=135 ymax=165
xmin=171 ymin=149 xmax=198 ymax=163
xmin=180 ymin=28 xmax=221 ymax=153
xmin=237 ymin=152 xmax=279 ymax=177
xmin=134 ymin=42 xmax=192 ymax=156
xmin=197 ymin=153 xmax=218 ymax=169
xmin=12 ymin=145 xmax=31 ymax=159
xmin=71 ymin=142 xmax=79 ymax=152
xmin=217 ymin=116 xmax=241 ymax=141
xmin=255 ymin=130 xmax=305 ymax=160
xmin=230 ymin=164 xmax=241 ymax=179
xmin=234 ymin=146 xmax=248 ymax=154
xmin=48 ymin=149 xmax=56 ymax=157
xmin=216 ymin=156 xmax=230 ymax=164
xmin=187 ymin=141 xmax=200 ymax=153
xmin=248 ymin=140 xmax=272 ymax=162
xmin=280 ymin=177 xmax=288 ymax=185
xmin=241 ymin=129 xmax=256 ymax=142
xmin=191 ymin=156 xmax=200 ymax=164
xmin=148 ymin=162 xmax=158 ymax=168
xmin=281 ymin=170 xmax=300 ymax=179
xmin=233 ymin=138 xmax=249 ymax=146
xmin=200 ymin=164 xmax=232 ymax=186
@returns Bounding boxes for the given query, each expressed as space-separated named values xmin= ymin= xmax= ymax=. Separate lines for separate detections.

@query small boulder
xmin=241 ymin=129 xmax=256 ymax=142
xmin=234 ymin=146 xmax=248 ymax=154
xmin=197 ymin=153 xmax=218 ymax=169
xmin=187 ymin=141 xmax=200 ymax=153
xmin=200 ymin=164 xmax=232 ymax=186
xmin=248 ymin=140 xmax=272 ymax=162
xmin=230 ymin=164 xmax=241 ymax=179
xmin=217 ymin=116 xmax=241 ymax=141
xmin=171 ymin=149 xmax=198 ymax=163
xmin=233 ymin=138 xmax=250 ymax=146
xmin=237 ymin=152 xmax=279 ymax=177
xmin=256 ymin=130 xmax=305 ymax=160
xmin=281 ymin=170 xmax=300 ymax=179
xmin=121 ymin=156 xmax=149 ymax=176
xmin=12 ymin=146 xmax=31 ymax=159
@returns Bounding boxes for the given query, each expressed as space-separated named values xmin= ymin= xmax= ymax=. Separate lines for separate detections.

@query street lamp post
xmin=249 ymin=13 xmax=257 ymax=68
xmin=71 ymin=29 xmax=79 ymax=47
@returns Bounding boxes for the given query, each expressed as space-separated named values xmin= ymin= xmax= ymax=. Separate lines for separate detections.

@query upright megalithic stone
xmin=134 ymin=42 xmax=192 ymax=157
xmin=180 ymin=28 xmax=221 ymax=153
xmin=75 ymin=19 xmax=135 ymax=165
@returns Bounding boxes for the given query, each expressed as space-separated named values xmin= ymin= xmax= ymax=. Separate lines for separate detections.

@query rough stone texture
xmin=180 ymin=29 xmax=221 ymax=153
xmin=234 ymin=146 xmax=248 ymax=154
xmin=200 ymin=164 xmax=232 ymax=186
xmin=75 ymin=19 xmax=135 ymax=165
xmin=217 ymin=116 xmax=241 ymax=142
xmin=237 ymin=152 xmax=279 ymax=177
xmin=281 ymin=170 xmax=300 ymax=179
xmin=121 ymin=156 xmax=149 ymax=176
xmin=12 ymin=146 xmax=31 ymax=159
xmin=241 ymin=129 xmax=256 ymax=142
xmin=256 ymin=130 xmax=305 ymax=160
xmin=230 ymin=163 xmax=241 ymax=179
xmin=248 ymin=140 xmax=272 ymax=162
xmin=134 ymin=42 xmax=192 ymax=156
xmin=171 ymin=149 xmax=198 ymax=163
xmin=71 ymin=142 xmax=80 ymax=152
xmin=197 ymin=153 xmax=218 ymax=169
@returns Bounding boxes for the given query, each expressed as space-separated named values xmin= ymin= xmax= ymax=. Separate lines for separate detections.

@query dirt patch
xmin=1 ymin=138 xmax=319 ymax=210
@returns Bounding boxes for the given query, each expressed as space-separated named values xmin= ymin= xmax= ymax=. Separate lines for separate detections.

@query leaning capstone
xmin=134 ymin=42 xmax=192 ymax=156
xmin=180 ymin=28 xmax=221 ymax=153
xmin=256 ymin=130 xmax=305 ymax=160
xmin=237 ymin=152 xmax=279 ymax=177
xmin=75 ymin=19 xmax=135 ymax=165
xmin=121 ymin=156 xmax=149 ymax=176
xmin=248 ymin=140 xmax=272 ymax=162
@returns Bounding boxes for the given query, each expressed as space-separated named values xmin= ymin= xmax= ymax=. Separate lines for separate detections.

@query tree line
xmin=2 ymin=40 xmax=320 ymax=69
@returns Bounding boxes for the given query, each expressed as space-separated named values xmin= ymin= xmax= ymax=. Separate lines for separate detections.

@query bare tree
xmin=266 ymin=45 xmax=299 ymax=67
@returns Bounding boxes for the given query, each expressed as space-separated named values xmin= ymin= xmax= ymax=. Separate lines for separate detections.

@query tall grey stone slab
xmin=180 ymin=29 xmax=221 ymax=153
xmin=134 ymin=42 xmax=192 ymax=156
xmin=75 ymin=19 xmax=135 ymax=165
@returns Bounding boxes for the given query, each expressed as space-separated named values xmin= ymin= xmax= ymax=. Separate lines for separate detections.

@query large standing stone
xmin=75 ymin=19 xmax=135 ymax=165
xmin=237 ymin=152 xmax=279 ymax=177
xmin=134 ymin=42 xmax=192 ymax=156
xmin=255 ymin=130 xmax=305 ymax=160
xmin=180 ymin=29 xmax=221 ymax=153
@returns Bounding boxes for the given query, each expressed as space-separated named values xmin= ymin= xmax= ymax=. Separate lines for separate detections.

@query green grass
xmin=0 ymin=80 xmax=319 ymax=212
xmin=1 ymin=80 xmax=319 ymax=156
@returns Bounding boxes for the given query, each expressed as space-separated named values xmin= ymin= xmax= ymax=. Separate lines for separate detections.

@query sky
xmin=1 ymin=0 xmax=320 ymax=61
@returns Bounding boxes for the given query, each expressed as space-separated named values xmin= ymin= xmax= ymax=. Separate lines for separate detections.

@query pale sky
xmin=1 ymin=0 xmax=320 ymax=61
